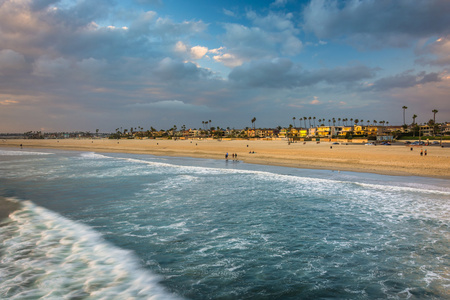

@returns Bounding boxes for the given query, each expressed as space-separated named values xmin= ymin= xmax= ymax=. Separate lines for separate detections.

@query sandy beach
xmin=2 ymin=138 xmax=450 ymax=179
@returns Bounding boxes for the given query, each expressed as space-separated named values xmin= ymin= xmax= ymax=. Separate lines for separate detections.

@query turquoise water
xmin=0 ymin=148 xmax=449 ymax=299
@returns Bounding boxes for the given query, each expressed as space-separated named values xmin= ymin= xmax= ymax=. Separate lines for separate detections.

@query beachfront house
xmin=338 ymin=126 xmax=354 ymax=138
xmin=366 ymin=126 xmax=385 ymax=137
xmin=316 ymin=126 xmax=333 ymax=137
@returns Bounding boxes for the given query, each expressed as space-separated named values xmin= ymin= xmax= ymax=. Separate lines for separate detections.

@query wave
xmin=0 ymin=198 xmax=182 ymax=300
xmin=0 ymin=149 xmax=53 ymax=156
xmin=72 ymin=151 xmax=450 ymax=197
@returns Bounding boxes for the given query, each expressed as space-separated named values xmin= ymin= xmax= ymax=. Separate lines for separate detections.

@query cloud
xmin=0 ymin=49 xmax=28 ymax=75
xmin=213 ymin=53 xmax=244 ymax=68
xmin=32 ymin=56 xmax=71 ymax=77
xmin=228 ymin=58 xmax=376 ymax=89
xmin=303 ymin=0 xmax=450 ymax=48
xmin=155 ymin=57 xmax=212 ymax=81
xmin=367 ymin=71 xmax=442 ymax=91
xmin=0 ymin=99 xmax=19 ymax=105
xmin=416 ymin=36 xmax=450 ymax=66
xmin=310 ymin=97 xmax=320 ymax=105
xmin=135 ymin=100 xmax=210 ymax=112
xmin=271 ymin=0 xmax=287 ymax=7
xmin=190 ymin=46 xmax=208 ymax=60
xmin=217 ymin=11 xmax=302 ymax=65
xmin=223 ymin=8 xmax=236 ymax=17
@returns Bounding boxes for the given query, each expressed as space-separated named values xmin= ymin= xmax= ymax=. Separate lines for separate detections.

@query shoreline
xmin=2 ymin=138 xmax=450 ymax=180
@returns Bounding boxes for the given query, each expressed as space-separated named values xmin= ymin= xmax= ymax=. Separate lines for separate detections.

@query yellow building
xmin=338 ymin=126 xmax=354 ymax=137
xmin=353 ymin=125 xmax=367 ymax=135
xmin=317 ymin=126 xmax=332 ymax=137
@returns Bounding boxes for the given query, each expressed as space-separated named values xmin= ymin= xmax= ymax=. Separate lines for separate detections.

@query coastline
xmin=2 ymin=138 xmax=450 ymax=179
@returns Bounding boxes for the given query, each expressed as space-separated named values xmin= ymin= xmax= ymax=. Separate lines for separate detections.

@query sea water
xmin=0 ymin=147 xmax=449 ymax=299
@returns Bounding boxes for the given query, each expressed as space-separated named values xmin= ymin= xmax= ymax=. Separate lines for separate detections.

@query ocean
xmin=0 ymin=147 xmax=449 ymax=299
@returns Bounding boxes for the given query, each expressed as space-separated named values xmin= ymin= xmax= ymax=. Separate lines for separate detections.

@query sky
xmin=1 ymin=0 xmax=450 ymax=132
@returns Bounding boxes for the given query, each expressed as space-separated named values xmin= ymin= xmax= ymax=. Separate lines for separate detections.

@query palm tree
xmin=303 ymin=117 xmax=307 ymax=128
xmin=432 ymin=109 xmax=438 ymax=124
xmin=251 ymin=117 xmax=256 ymax=129
xmin=350 ymin=118 xmax=353 ymax=125
xmin=308 ymin=116 xmax=312 ymax=128
xmin=402 ymin=106 xmax=408 ymax=125
xmin=432 ymin=109 xmax=438 ymax=136
xmin=412 ymin=114 xmax=417 ymax=125
xmin=293 ymin=117 xmax=296 ymax=128
xmin=313 ymin=117 xmax=316 ymax=127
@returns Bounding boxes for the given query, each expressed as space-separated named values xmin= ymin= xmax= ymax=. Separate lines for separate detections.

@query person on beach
xmin=425 ymin=149 xmax=427 ymax=156
xmin=225 ymin=153 xmax=228 ymax=160
xmin=420 ymin=149 xmax=423 ymax=156
xmin=20 ymin=144 xmax=22 ymax=149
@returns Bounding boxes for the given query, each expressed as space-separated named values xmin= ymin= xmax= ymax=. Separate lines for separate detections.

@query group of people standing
xmin=225 ymin=152 xmax=238 ymax=160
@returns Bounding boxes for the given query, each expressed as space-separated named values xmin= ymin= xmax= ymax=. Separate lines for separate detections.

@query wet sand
xmin=2 ymin=138 xmax=450 ymax=179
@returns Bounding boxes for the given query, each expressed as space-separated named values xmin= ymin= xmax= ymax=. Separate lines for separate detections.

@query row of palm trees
xmin=285 ymin=116 xmax=390 ymax=129
xmin=402 ymin=106 xmax=439 ymax=125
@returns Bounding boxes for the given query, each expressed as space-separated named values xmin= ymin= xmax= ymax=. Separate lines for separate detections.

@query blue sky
xmin=0 ymin=0 xmax=449 ymax=132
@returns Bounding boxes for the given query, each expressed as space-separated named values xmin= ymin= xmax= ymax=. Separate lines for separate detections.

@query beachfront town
xmin=7 ymin=120 xmax=450 ymax=142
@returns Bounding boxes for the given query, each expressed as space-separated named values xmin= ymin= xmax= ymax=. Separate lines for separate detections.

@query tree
xmin=251 ymin=117 xmax=256 ymax=129
xmin=402 ymin=106 xmax=408 ymax=125
xmin=432 ymin=109 xmax=438 ymax=136
xmin=313 ymin=117 xmax=316 ymax=127
xmin=432 ymin=109 xmax=438 ymax=123
xmin=412 ymin=114 xmax=417 ymax=125
xmin=292 ymin=117 xmax=296 ymax=128
xmin=308 ymin=116 xmax=312 ymax=128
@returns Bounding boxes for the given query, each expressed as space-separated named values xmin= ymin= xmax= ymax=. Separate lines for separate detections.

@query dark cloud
xmin=154 ymin=58 xmax=213 ymax=81
xmin=228 ymin=58 xmax=376 ymax=89
xmin=30 ymin=0 xmax=59 ymax=11
xmin=303 ymin=0 xmax=450 ymax=48
xmin=367 ymin=71 xmax=442 ymax=91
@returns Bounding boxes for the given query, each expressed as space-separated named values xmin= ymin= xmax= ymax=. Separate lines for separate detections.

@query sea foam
xmin=0 ymin=199 xmax=182 ymax=300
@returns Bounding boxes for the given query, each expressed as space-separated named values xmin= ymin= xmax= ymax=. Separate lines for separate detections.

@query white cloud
xmin=213 ymin=53 xmax=244 ymax=68
xmin=310 ymin=97 xmax=320 ymax=105
xmin=190 ymin=46 xmax=208 ymax=60
xmin=175 ymin=41 xmax=188 ymax=53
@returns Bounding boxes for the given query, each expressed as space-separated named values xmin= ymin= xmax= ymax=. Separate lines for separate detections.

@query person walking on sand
xmin=225 ymin=153 xmax=228 ymax=160
xmin=425 ymin=149 xmax=427 ymax=156
xmin=420 ymin=149 xmax=423 ymax=156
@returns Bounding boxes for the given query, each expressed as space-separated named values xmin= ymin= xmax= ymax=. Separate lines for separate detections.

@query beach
xmin=2 ymin=138 xmax=450 ymax=179
xmin=1 ymin=143 xmax=450 ymax=299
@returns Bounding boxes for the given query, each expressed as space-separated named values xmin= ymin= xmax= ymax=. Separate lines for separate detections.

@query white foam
xmin=114 ymin=155 xmax=450 ymax=196
xmin=0 ymin=199 xmax=182 ymax=299
xmin=79 ymin=152 xmax=111 ymax=159
xmin=0 ymin=149 xmax=53 ymax=156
